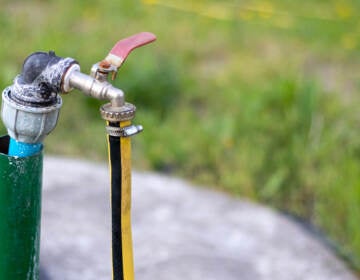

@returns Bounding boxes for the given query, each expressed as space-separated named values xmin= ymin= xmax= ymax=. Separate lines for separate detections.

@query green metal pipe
xmin=0 ymin=135 xmax=43 ymax=280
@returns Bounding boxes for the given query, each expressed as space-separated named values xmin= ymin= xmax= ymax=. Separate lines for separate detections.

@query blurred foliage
xmin=1 ymin=0 xmax=360 ymax=271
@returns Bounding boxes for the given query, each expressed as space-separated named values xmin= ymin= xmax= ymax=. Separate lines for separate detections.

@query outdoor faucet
xmin=1 ymin=32 xmax=156 ymax=155
xmin=0 ymin=32 xmax=156 ymax=280
xmin=62 ymin=32 xmax=156 ymax=134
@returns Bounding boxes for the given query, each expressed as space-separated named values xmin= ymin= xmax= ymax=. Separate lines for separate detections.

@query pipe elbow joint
xmin=106 ymin=86 xmax=124 ymax=108
xmin=1 ymin=51 xmax=75 ymax=143
xmin=13 ymin=51 xmax=77 ymax=106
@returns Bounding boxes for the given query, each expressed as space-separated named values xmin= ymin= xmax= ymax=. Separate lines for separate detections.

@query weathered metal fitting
xmin=61 ymin=63 xmax=80 ymax=93
xmin=1 ymin=87 xmax=61 ymax=143
xmin=100 ymin=102 xmax=136 ymax=122
xmin=10 ymin=52 xmax=76 ymax=106
xmin=105 ymin=124 xmax=143 ymax=137
xmin=90 ymin=62 xmax=118 ymax=81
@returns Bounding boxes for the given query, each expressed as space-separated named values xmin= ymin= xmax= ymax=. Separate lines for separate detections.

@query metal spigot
xmin=1 ymin=32 xmax=156 ymax=147
xmin=62 ymin=32 xmax=156 ymax=123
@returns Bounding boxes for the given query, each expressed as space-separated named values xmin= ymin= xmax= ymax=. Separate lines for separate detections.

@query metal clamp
xmin=106 ymin=124 xmax=143 ymax=137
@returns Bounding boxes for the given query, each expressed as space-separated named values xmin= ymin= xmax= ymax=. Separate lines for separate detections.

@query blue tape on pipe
xmin=8 ymin=138 xmax=42 ymax=157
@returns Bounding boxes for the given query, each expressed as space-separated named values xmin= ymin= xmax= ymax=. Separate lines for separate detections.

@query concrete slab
xmin=40 ymin=157 xmax=357 ymax=280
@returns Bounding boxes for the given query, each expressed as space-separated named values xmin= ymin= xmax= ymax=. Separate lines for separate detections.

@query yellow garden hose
xmin=107 ymin=120 xmax=135 ymax=280
xmin=62 ymin=32 xmax=155 ymax=279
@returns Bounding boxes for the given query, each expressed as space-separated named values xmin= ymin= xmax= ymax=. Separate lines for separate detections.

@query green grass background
xmin=1 ymin=0 xmax=360 ymax=271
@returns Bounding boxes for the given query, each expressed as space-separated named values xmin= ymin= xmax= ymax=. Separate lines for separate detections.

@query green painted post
xmin=0 ymin=135 xmax=43 ymax=280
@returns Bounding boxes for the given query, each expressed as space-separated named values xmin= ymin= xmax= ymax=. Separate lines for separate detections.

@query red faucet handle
xmin=104 ymin=32 xmax=156 ymax=69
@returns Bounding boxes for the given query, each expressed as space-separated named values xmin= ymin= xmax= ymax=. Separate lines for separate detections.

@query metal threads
xmin=105 ymin=126 xmax=123 ymax=137
xmin=100 ymin=102 xmax=136 ymax=122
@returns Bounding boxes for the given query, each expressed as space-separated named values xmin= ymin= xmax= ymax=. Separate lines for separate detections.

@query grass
xmin=1 ymin=0 xmax=360 ymax=271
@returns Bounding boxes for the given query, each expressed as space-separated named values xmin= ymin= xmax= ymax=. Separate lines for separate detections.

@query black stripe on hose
xmin=108 ymin=122 xmax=124 ymax=280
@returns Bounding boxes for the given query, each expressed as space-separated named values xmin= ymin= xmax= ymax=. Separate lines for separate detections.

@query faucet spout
xmin=62 ymin=64 xmax=125 ymax=107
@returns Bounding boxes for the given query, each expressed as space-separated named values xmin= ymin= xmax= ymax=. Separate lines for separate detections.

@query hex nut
xmin=100 ymin=102 xmax=136 ymax=122
xmin=1 ymin=88 xmax=62 ymax=143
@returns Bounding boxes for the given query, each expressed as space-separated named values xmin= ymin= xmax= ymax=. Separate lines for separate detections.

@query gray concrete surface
xmin=40 ymin=157 xmax=357 ymax=280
